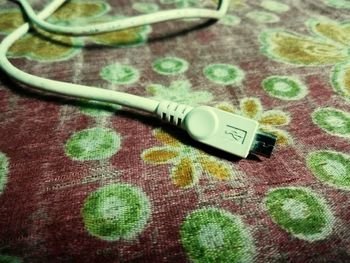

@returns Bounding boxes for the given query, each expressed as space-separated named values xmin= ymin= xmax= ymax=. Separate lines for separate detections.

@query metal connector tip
xmin=250 ymin=132 xmax=277 ymax=158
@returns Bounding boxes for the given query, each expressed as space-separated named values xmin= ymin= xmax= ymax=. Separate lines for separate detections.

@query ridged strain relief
xmin=156 ymin=101 xmax=193 ymax=127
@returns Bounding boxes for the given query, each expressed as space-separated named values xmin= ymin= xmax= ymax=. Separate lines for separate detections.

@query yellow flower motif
xmin=0 ymin=5 xmax=100 ymax=61
xmin=8 ymin=28 xmax=82 ymax=61
xmin=87 ymin=17 xmax=152 ymax=47
xmin=261 ymin=19 xmax=350 ymax=66
xmin=142 ymin=129 xmax=235 ymax=188
xmin=50 ymin=1 xmax=152 ymax=47
xmin=0 ymin=9 xmax=25 ymax=33
xmin=0 ymin=1 xmax=150 ymax=60
xmin=217 ymin=98 xmax=293 ymax=146
xmin=0 ymin=1 xmax=110 ymax=34
xmin=49 ymin=0 xmax=110 ymax=22
xmin=261 ymin=18 xmax=350 ymax=100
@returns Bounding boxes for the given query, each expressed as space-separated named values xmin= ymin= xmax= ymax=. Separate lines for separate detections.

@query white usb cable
xmin=16 ymin=0 xmax=230 ymax=35
xmin=0 ymin=0 xmax=276 ymax=158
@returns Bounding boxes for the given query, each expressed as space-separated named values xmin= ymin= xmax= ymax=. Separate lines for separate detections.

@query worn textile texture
xmin=0 ymin=0 xmax=350 ymax=262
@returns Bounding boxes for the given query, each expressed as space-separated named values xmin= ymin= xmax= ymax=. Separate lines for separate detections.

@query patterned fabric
xmin=0 ymin=0 xmax=350 ymax=262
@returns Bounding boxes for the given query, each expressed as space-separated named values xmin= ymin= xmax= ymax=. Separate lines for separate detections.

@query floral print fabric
xmin=0 ymin=0 xmax=350 ymax=262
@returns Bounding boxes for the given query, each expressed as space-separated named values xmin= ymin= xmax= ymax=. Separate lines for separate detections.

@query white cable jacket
xmin=1 ymin=1 xmax=276 ymax=159
xmin=17 ymin=0 xmax=229 ymax=35
xmin=0 ymin=0 xmax=230 ymax=113
xmin=0 ymin=0 xmax=159 ymax=113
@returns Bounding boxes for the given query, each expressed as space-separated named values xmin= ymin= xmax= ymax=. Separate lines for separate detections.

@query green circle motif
xmin=78 ymin=100 xmax=121 ymax=117
xmin=152 ymin=57 xmax=189 ymax=75
xmin=312 ymin=107 xmax=350 ymax=138
xmin=204 ymin=64 xmax=245 ymax=85
xmin=65 ymin=128 xmax=121 ymax=161
xmin=262 ymin=76 xmax=308 ymax=100
xmin=0 ymin=255 xmax=22 ymax=263
xmin=246 ymin=11 xmax=280 ymax=23
xmin=220 ymin=15 xmax=241 ymax=26
xmin=160 ymin=0 xmax=178 ymax=4
xmin=82 ymin=183 xmax=151 ymax=241
xmin=100 ymin=63 xmax=140 ymax=84
xmin=307 ymin=150 xmax=350 ymax=190
xmin=324 ymin=0 xmax=350 ymax=9
xmin=182 ymin=0 xmax=198 ymax=8
xmin=180 ymin=208 xmax=254 ymax=262
xmin=265 ymin=187 xmax=334 ymax=241
xmin=132 ymin=2 xmax=159 ymax=13
xmin=0 ymin=152 xmax=9 ymax=195
xmin=260 ymin=1 xmax=290 ymax=12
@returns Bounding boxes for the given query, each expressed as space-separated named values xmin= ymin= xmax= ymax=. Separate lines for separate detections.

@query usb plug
xmin=182 ymin=106 xmax=276 ymax=158
xmin=250 ymin=132 xmax=277 ymax=158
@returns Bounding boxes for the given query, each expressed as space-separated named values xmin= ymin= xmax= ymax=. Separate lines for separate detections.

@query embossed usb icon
xmin=224 ymin=125 xmax=247 ymax=145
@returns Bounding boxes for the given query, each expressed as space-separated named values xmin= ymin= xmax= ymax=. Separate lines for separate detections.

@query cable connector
xmin=156 ymin=103 xmax=276 ymax=158
xmin=183 ymin=106 xmax=277 ymax=158
xmin=250 ymin=132 xmax=277 ymax=158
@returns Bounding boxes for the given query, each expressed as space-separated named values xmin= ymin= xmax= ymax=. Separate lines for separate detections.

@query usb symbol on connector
xmin=224 ymin=125 xmax=247 ymax=144
xmin=183 ymin=106 xmax=277 ymax=158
